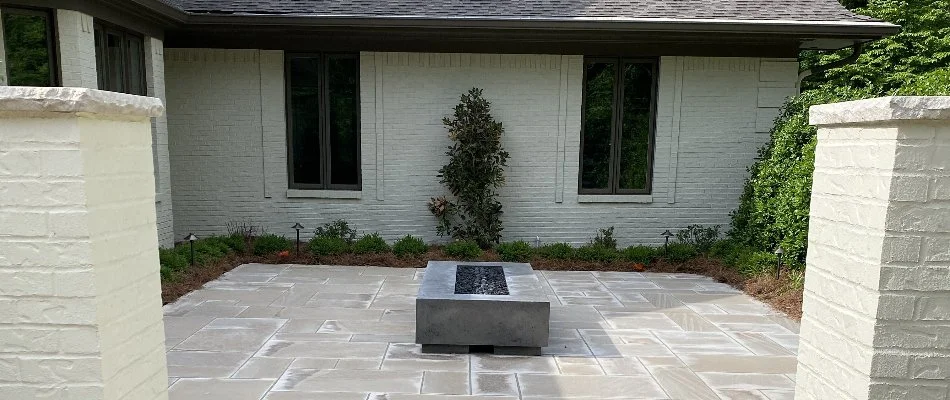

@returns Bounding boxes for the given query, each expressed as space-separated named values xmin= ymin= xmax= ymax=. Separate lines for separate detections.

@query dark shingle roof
xmin=173 ymin=0 xmax=877 ymax=23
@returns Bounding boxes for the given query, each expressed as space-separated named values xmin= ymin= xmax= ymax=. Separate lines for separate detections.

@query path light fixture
xmin=184 ymin=233 xmax=198 ymax=265
xmin=661 ymin=230 xmax=674 ymax=255
xmin=774 ymin=246 xmax=784 ymax=279
xmin=292 ymin=222 xmax=305 ymax=255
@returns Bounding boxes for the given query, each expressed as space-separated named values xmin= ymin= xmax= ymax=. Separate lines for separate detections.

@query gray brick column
xmin=796 ymin=96 xmax=950 ymax=400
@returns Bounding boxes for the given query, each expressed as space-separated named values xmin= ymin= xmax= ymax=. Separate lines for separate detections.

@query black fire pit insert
xmin=454 ymin=265 xmax=509 ymax=295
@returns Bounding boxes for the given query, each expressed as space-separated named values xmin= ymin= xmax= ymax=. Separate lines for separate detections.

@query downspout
xmin=796 ymin=42 xmax=864 ymax=92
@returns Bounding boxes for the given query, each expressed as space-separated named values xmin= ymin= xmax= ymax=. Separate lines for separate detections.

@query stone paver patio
xmin=163 ymin=264 xmax=800 ymax=400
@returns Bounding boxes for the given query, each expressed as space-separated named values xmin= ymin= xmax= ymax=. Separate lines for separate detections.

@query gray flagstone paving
xmin=165 ymin=264 xmax=800 ymax=399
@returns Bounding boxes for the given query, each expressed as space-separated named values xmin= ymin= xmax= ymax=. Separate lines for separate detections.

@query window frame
xmin=1 ymin=6 xmax=60 ymax=86
xmin=578 ymin=57 xmax=659 ymax=196
xmin=93 ymin=20 xmax=146 ymax=96
xmin=284 ymin=52 xmax=362 ymax=191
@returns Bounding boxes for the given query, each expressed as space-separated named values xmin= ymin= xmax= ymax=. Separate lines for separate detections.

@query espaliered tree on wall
xmin=730 ymin=0 xmax=950 ymax=264
xmin=429 ymin=88 xmax=510 ymax=248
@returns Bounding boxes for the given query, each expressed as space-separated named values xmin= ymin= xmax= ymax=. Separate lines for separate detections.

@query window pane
xmin=2 ymin=10 xmax=53 ymax=86
xmin=106 ymin=32 xmax=126 ymax=93
xmin=618 ymin=62 xmax=653 ymax=191
xmin=289 ymin=56 xmax=322 ymax=185
xmin=581 ymin=62 xmax=615 ymax=190
xmin=127 ymin=36 xmax=145 ymax=95
xmin=94 ymin=27 xmax=106 ymax=90
xmin=327 ymin=56 xmax=360 ymax=186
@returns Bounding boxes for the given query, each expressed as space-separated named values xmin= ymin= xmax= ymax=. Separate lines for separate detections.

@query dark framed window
xmin=2 ymin=6 xmax=58 ymax=86
xmin=580 ymin=57 xmax=658 ymax=195
xmin=286 ymin=53 xmax=361 ymax=190
xmin=94 ymin=21 xmax=146 ymax=95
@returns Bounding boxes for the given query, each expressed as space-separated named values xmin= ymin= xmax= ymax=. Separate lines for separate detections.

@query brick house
xmin=0 ymin=0 xmax=896 ymax=248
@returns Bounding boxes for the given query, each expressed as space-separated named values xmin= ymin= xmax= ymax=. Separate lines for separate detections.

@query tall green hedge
xmin=730 ymin=0 xmax=950 ymax=264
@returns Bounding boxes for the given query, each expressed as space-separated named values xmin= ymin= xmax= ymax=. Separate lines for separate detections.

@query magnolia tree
xmin=429 ymin=88 xmax=510 ymax=248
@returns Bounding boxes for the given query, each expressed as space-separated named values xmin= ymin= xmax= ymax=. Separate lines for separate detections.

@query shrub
xmin=429 ymin=88 xmax=510 ymax=248
xmin=738 ymin=251 xmax=778 ymax=276
xmin=496 ymin=241 xmax=534 ymax=262
xmin=537 ymin=243 xmax=575 ymax=260
xmin=159 ymin=247 xmax=188 ymax=272
xmin=676 ymin=225 xmax=720 ymax=253
xmin=352 ymin=233 xmax=391 ymax=254
xmin=309 ymin=236 xmax=349 ymax=256
xmin=592 ymin=227 xmax=617 ymax=250
xmin=226 ymin=220 xmax=258 ymax=252
xmin=443 ymin=240 xmax=483 ymax=259
xmin=708 ymin=239 xmax=755 ymax=268
xmin=392 ymin=235 xmax=428 ymax=257
xmin=575 ymin=244 xmax=618 ymax=263
xmin=315 ymin=219 xmax=358 ymax=244
xmin=621 ymin=245 xmax=656 ymax=264
xmin=253 ymin=234 xmax=292 ymax=256
xmin=664 ymin=243 xmax=697 ymax=263
xmin=221 ymin=233 xmax=246 ymax=253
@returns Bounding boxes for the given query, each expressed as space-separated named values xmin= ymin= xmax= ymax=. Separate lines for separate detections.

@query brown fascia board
xmin=123 ymin=0 xmax=899 ymax=48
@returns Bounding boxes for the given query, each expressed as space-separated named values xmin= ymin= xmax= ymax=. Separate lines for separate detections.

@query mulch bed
xmin=161 ymin=246 xmax=803 ymax=320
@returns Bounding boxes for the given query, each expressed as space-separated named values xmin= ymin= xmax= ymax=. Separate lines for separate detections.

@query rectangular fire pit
xmin=416 ymin=261 xmax=550 ymax=355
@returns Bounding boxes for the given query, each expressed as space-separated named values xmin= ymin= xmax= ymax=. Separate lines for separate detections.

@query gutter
xmin=797 ymin=43 xmax=864 ymax=91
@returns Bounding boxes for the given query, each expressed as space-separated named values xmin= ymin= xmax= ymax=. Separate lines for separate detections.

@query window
xmin=580 ymin=58 xmax=657 ymax=195
xmin=286 ymin=53 xmax=360 ymax=190
xmin=2 ymin=7 xmax=57 ymax=86
xmin=94 ymin=22 xmax=145 ymax=95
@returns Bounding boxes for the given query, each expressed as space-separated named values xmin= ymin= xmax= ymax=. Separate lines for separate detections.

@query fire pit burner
xmin=455 ymin=265 xmax=509 ymax=295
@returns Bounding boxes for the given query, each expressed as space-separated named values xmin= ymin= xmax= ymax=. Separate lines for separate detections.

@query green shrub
xmin=315 ymin=219 xmax=357 ymax=243
xmin=253 ymin=234 xmax=292 ymax=256
xmin=309 ymin=235 xmax=349 ymax=256
xmin=159 ymin=247 xmax=188 ymax=272
xmin=221 ymin=233 xmax=246 ymax=253
xmin=496 ymin=241 xmax=534 ymax=262
xmin=352 ymin=233 xmax=391 ymax=254
xmin=537 ymin=243 xmax=575 ymax=260
xmin=429 ymin=88 xmax=510 ymax=248
xmin=738 ymin=251 xmax=778 ymax=276
xmin=443 ymin=240 xmax=483 ymax=259
xmin=621 ymin=245 xmax=656 ymax=264
xmin=676 ymin=225 xmax=720 ymax=253
xmin=663 ymin=243 xmax=697 ymax=263
xmin=575 ymin=244 xmax=618 ymax=263
xmin=592 ymin=227 xmax=617 ymax=250
xmin=392 ymin=235 xmax=428 ymax=257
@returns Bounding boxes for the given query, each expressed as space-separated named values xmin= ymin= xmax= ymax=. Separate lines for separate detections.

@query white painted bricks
xmin=165 ymin=50 xmax=797 ymax=246
xmin=0 ymin=87 xmax=169 ymax=400
xmin=56 ymin=10 xmax=98 ymax=89
xmin=796 ymin=96 xmax=950 ymax=400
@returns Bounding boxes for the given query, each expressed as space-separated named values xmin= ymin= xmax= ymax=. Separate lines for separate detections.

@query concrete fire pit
xmin=416 ymin=261 xmax=551 ymax=355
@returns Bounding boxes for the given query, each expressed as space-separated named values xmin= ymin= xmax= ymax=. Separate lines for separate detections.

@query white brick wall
xmin=56 ymin=10 xmax=98 ymax=89
xmin=146 ymin=37 xmax=175 ymax=248
xmin=165 ymin=50 xmax=797 ymax=246
xmin=0 ymin=87 xmax=168 ymax=400
xmin=796 ymin=97 xmax=950 ymax=400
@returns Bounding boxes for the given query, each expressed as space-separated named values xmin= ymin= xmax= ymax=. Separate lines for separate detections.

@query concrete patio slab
xmin=164 ymin=263 xmax=800 ymax=399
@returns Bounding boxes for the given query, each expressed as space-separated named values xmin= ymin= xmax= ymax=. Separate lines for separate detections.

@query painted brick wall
xmin=796 ymin=97 xmax=950 ymax=400
xmin=165 ymin=50 xmax=796 ymax=246
xmin=145 ymin=37 xmax=175 ymax=248
xmin=56 ymin=10 xmax=98 ymax=89
xmin=0 ymin=89 xmax=168 ymax=400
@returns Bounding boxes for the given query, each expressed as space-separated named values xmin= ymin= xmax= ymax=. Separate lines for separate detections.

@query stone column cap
xmin=0 ymin=87 xmax=164 ymax=117
xmin=810 ymin=96 xmax=950 ymax=127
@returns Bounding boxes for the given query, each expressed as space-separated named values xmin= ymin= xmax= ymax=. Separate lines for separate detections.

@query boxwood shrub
xmin=621 ymin=245 xmax=656 ymax=264
xmin=253 ymin=234 xmax=292 ymax=256
xmin=309 ymin=235 xmax=349 ymax=256
xmin=537 ymin=243 xmax=574 ymax=260
xmin=443 ymin=240 xmax=482 ymax=259
xmin=575 ymin=244 xmax=618 ymax=263
xmin=663 ymin=243 xmax=697 ymax=263
xmin=392 ymin=235 xmax=428 ymax=257
xmin=496 ymin=241 xmax=533 ymax=262
xmin=352 ymin=233 xmax=391 ymax=254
